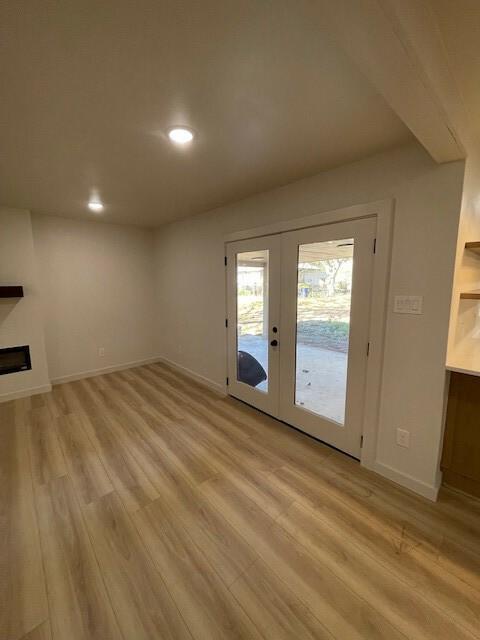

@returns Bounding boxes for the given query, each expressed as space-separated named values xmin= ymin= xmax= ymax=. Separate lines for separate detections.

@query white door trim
xmin=224 ymin=199 xmax=391 ymax=241
xmin=224 ymin=198 xmax=394 ymax=471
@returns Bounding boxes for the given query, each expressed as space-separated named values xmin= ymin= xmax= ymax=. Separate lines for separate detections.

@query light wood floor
xmin=2 ymin=362 xmax=480 ymax=640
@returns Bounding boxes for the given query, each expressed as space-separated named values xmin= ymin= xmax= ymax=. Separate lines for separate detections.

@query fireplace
xmin=0 ymin=345 xmax=31 ymax=375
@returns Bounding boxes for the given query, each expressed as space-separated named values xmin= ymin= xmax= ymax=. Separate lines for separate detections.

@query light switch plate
xmin=394 ymin=295 xmax=423 ymax=315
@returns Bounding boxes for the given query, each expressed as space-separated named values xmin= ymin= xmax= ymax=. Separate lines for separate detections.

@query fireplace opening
xmin=0 ymin=345 xmax=31 ymax=375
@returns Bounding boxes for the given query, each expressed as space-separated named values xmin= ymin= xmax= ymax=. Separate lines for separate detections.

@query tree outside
xmin=238 ymin=257 xmax=352 ymax=353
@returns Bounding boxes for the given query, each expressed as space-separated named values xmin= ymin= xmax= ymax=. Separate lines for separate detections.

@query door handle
xmin=270 ymin=339 xmax=278 ymax=347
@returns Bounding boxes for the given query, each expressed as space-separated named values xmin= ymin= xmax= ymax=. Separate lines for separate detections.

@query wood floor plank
xmin=46 ymin=385 xmax=70 ymax=416
xmin=92 ymin=402 xmax=194 ymax=503
xmin=225 ymin=467 xmax=295 ymax=520
xmin=101 ymin=372 xmax=156 ymax=413
xmin=323 ymin=452 xmax=480 ymax=597
xmin=148 ymin=479 xmax=259 ymax=588
xmin=176 ymin=409 xmax=280 ymax=474
xmin=11 ymin=396 xmax=33 ymax=427
xmin=272 ymin=465 xmax=480 ymax=637
xmin=151 ymin=362 xmax=331 ymax=465
xmin=437 ymin=536 xmax=480 ymax=592
xmin=80 ymin=377 xmax=123 ymax=418
xmin=438 ymin=486 xmax=480 ymax=525
xmin=52 ymin=383 xmax=85 ymax=416
xmin=142 ymin=364 xmax=224 ymax=415
xmin=326 ymin=450 xmax=480 ymax=556
xmin=98 ymin=405 xmax=259 ymax=587
xmin=134 ymin=497 xmax=263 ymax=640
xmin=128 ymin=406 xmax=219 ymax=486
xmin=83 ymin=492 xmax=193 ymax=640
xmin=79 ymin=411 xmax=159 ymax=513
xmin=230 ymin=559 xmax=335 ymax=640
xmin=118 ymin=369 xmax=187 ymax=419
xmin=35 ymin=476 xmax=121 ymax=640
xmin=200 ymin=475 xmax=408 ymax=640
xmin=56 ymin=413 xmax=114 ymax=505
xmin=273 ymin=460 xmax=480 ymax=609
xmin=173 ymin=419 xmax=295 ymax=518
xmin=63 ymin=379 xmax=100 ymax=418
xmin=272 ymin=462 xmax=431 ymax=553
xmin=30 ymin=395 xmax=46 ymax=410
xmin=148 ymin=362 xmax=224 ymax=405
xmin=173 ymin=415 xmax=259 ymax=472
xmin=171 ymin=420 xmax=294 ymax=517
xmin=277 ymin=501 xmax=478 ymax=640
xmin=142 ymin=365 xmax=268 ymax=444
xmin=28 ymin=407 xmax=66 ymax=486
xmin=19 ymin=620 xmax=51 ymax=640
xmin=274 ymin=452 xmax=445 ymax=558
xmin=1 ymin=413 xmax=48 ymax=640
xmin=171 ymin=424 xmax=293 ymax=522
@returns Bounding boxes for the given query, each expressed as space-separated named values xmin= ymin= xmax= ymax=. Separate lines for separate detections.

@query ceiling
xmin=0 ymin=1 xmax=412 ymax=227
xmin=429 ymin=0 xmax=480 ymax=147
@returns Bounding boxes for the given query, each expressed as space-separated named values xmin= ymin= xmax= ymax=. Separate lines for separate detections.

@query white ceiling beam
xmin=318 ymin=0 xmax=468 ymax=162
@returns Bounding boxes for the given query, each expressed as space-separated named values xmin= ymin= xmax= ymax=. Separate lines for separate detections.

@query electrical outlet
xmin=396 ymin=428 xmax=410 ymax=448
xmin=98 ymin=347 xmax=105 ymax=357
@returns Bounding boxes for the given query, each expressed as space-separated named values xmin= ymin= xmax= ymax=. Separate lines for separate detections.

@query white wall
xmin=32 ymin=214 xmax=158 ymax=382
xmin=0 ymin=208 xmax=50 ymax=400
xmin=153 ymin=142 xmax=465 ymax=498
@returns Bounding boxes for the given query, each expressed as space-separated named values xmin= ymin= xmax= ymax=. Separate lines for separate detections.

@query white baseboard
xmin=0 ymin=383 xmax=52 ymax=403
xmin=373 ymin=460 xmax=440 ymax=501
xmin=156 ymin=355 xmax=226 ymax=396
xmin=51 ymin=356 xmax=162 ymax=386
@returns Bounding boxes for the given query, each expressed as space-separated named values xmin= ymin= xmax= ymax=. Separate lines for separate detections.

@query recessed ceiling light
xmin=88 ymin=200 xmax=104 ymax=213
xmin=168 ymin=126 xmax=194 ymax=144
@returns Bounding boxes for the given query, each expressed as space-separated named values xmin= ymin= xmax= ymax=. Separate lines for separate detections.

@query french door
xmin=226 ymin=217 xmax=376 ymax=458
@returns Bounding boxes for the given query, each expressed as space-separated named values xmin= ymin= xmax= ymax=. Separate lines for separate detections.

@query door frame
xmin=224 ymin=198 xmax=394 ymax=472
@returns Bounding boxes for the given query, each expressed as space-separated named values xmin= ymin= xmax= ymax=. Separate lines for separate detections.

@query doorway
xmin=226 ymin=217 xmax=376 ymax=458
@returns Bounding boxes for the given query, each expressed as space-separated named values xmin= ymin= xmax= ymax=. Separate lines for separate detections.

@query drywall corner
xmin=0 ymin=208 xmax=50 ymax=401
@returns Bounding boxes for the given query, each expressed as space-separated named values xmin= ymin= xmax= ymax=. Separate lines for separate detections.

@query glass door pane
xmin=236 ymin=250 xmax=269 ymax=392
xmin=227 ymin=234 xmax=280 ymax=417
xmin=295 ymin=239 xmax=354 ymax=424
